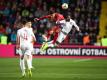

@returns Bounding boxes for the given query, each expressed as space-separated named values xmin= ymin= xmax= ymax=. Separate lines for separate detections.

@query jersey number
xmin=24 ymin=33 xmax=28 ymax=40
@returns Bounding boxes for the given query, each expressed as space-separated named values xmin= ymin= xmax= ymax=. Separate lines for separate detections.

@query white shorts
xmin=56 ymin=31 xmax=67 ymax=43
xmin=19 ymin=43 xmax=33 ymax=56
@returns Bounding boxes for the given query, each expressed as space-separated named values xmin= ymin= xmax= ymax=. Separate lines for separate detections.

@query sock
xmin=30 ymin=55 xmax=33 ymax=68
xmin=20 ymin=59 xmax=25 ymax=75
xmin=48 ymin=42 xmax=54 ymax=47
xmin=26 ymin=57 xmax=32 ymax=70
xmin=47 ymin=40 xmax=53 ymax=44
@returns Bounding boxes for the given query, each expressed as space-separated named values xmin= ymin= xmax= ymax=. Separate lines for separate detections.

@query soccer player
xmin=41 ymin=15 xmax=80 ymax=51
xmin=34 ymin=13 xmax=64 ymax=49
xmin=16 ymin=18 xmax=36 ymax=77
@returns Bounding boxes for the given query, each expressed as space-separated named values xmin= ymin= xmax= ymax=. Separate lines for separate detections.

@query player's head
xmin=21 ymin=17 xmax=32 ymax=28
xmin=26 ymin=21 xmax=32 ymax=28
xmin=21 ymin=18 xmax=27 ymax=25
xmin=49 ymin=7 xmax=56 ymax=14
xmin=50 ymin=13 xmax=56 ymax=21
xmin=64 ymin=15 xmax=71 ymax=22
xmin=26 ymin=18 xmax=32 ymax=28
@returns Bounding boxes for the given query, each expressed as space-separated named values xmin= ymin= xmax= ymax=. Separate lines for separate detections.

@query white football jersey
xmin=17 ymin=27 xmax=35 ymax=46
xmin=58 ymin=19 xmax=79 ymax=34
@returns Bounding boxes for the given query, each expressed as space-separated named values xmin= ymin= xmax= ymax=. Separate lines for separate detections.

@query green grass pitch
xmin=0 ymin=58 xmax=107 ymax=80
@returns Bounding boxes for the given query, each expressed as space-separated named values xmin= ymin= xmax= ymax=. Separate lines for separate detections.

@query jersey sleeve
xmin=38 ymin=15 xmax=51 ymax=20
xmin=17 ymin=30 xmax=20 ymax=37
xmin=73 ymin=21 xmax=80 ymax=31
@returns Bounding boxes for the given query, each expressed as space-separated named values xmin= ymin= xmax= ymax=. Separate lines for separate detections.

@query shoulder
xmin=17 ymin=28 xmax=22 ymax=33
xmin=29 ymin=28 xmax=33 ymax=31
xmin=18 ymin=27 xmax=25 ymax=33
xmin=70 ymin=19 xmax=75 ymax=23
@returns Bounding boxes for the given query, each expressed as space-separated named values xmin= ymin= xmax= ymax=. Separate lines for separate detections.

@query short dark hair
xmin=21 ymin=18 xmax=27 ymax=25
xmin=21 ymin=17 xmax=32 ymax=25
xmin=63 ymin=12 xmax=71 ymax=19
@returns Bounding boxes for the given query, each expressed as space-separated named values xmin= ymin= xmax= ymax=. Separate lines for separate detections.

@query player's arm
xmin=73 ymin=21 xmax=80 ymax=32
xmin=34 ymin=15 xmax=51 ymax=21
xmin=32 ymin=34 xmax=36 ymax=42
xmin=31 ymin=30 xmax=36 ymax=43
xmin=16 ymin=31 xmax=20 ymax=49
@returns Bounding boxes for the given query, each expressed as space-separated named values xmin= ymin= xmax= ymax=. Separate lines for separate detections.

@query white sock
xmin=27 ymin=57 xmax=32 ymax=70
xmin=48 ymin=43 xmax=54 ymax=47
xmin=30 ymin=55 xmax=33 ymax=68
xmin=47 ymin=40 xmax=53 ymax=44
xmin=20 ymin=59 xmax=25 ymax=75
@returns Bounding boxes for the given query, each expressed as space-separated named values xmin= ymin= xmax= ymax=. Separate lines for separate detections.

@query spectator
xmin=21 ymin=8 xmax=30 ymax=17
xmin=83 ymin=32 xmax=90 ymax=45
xmin=0 ymin=0 xmax=101 ymax=45
xmin=10 ymin=31 xmax=16 ymax=44
xmin=34 ymin=7 xmax=43 ymax=18
xmin=0 ymin=24 xmax=5 ymax=34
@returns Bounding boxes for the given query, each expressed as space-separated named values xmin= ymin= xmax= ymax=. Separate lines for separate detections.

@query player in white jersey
xmin=41 ymin=15 xmax=80 ymax=51
xmin=16 ymin=18 xmax=36 ymax=77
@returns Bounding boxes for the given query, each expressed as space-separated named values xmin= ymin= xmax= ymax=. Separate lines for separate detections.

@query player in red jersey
xmin=34 ymin=13 xmax=64 ymax=52
xmin=34 ymin=13 xmax=64 ymax=43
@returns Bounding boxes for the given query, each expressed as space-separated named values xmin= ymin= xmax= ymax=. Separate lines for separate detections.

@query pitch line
xmin=73 ymin=59 xmax=92 ymax=62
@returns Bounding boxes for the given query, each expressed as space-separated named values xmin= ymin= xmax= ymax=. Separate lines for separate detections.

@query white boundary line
xmin=73 ymin=59 xmax=92 ymax=62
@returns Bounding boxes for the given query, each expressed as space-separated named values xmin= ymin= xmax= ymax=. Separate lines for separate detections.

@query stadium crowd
xmin=0 ymin=0 xmax=101 ymax=45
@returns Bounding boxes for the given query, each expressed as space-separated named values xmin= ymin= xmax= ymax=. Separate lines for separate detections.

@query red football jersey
xmin=38 ymin=13 xmax=64 ymax=22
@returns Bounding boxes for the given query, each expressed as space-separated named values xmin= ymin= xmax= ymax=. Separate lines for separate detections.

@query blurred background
xmin=0 ymin=0 xmax=107 ymax=46
xmin=0 ymin=1 xmax=107 ymax=80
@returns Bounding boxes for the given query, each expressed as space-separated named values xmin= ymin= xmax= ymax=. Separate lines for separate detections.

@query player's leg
xmin=19 ymin=49 xmax=26 ymax=77
xmin=40 ymin=40 xmax=54 ymax=52
xmin=30 ymin=52 xmax=34 ymax=69
xmin=41 ymin=31 xmax=66 ymax=51
xmin=40 ymin=42 xmax=47 ymax=50
xmin=30 ymin=54 xmax=33 ymax=68
xmin=24 ymin=50 xmax=32 ymax=77
xmin=40 ymin=33 xmax=59 ymax=51
xmin=54 ymin=31 xmax=67 ymax=47
xmin=41 ymin=28 xmax=66 ymax=51
xmin=20 ymin=55 xmax=26 ymax=77
xmin=40 ymin=34 xmax=48 ymax=51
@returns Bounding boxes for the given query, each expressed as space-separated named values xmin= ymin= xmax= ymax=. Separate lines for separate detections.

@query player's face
xmin=26 ymin=22 xmax=32 ymax=28
xmin=66 ymin=16 xmax=71 ymax=22
xmin=50 ymin=13 xmax=55 ymax=21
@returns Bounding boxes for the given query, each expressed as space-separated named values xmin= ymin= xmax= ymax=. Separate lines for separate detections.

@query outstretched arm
xmin=16 ymin=32 xmax=20 ymax=49
xmin=34 ymin=15 xmax=51 ymax=21
xmin=73 ymin=22 xmax=80 ymax=32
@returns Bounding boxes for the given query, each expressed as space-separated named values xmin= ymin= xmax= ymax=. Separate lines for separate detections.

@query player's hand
xmin=78 ymin=30 xmax=81 ymax=33
xmin=34 ymin=18 xmax=39 ymax=22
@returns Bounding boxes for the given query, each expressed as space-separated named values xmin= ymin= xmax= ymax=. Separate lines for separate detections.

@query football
xmin=62 ymin=3 xmax=68 ymax=9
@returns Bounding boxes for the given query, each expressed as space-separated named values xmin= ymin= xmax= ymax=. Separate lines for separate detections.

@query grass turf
xmin=0 ymin=58 xmax=107 ymax=80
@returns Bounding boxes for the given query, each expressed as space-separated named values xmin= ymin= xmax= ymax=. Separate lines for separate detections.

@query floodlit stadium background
xmin=0 ymin=0 xmax=107 ymax=46
xmin=0 ymin=0 xmax=107 ymax=57
xmin=0 ymin=0 xmax=107 ymax=80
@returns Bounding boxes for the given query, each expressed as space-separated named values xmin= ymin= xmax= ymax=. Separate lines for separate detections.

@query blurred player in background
xmin=16 ymin=18 xmax=36 ymax=77
xmin=41 ymin=15 xmax=80 ymax=51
